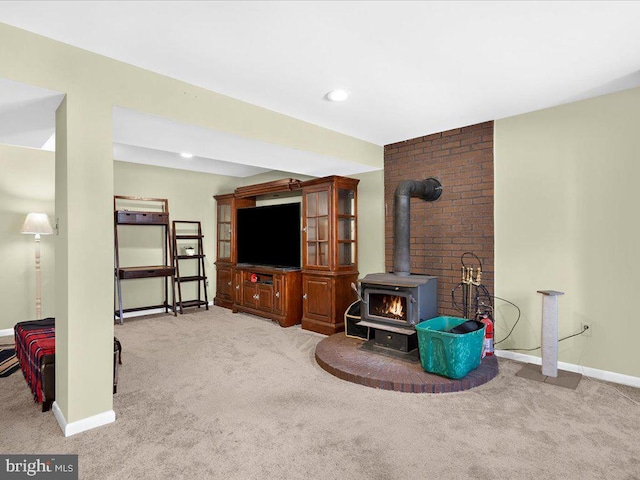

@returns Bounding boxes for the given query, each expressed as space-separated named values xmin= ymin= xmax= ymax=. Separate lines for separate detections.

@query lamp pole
xmin=35 ymin=233 xmax=43 ymax=319
xmin=21 ymin=212 xmax=54 ymax=319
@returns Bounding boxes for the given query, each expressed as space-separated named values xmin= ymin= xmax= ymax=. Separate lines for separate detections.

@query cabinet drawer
xmin=117 ymin=266 xmax=174 ymax=279
xmin=116 ymin=211 xmax=169 ymax=225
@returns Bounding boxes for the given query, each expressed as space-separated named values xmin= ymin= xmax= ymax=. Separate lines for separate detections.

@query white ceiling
xmin=112 ymin=107 xmax=378 ymax=178
xmin=2 ymin=1 xmax=640 ymax=177
xmin=0 ymin=77 xmax=63 ymax=149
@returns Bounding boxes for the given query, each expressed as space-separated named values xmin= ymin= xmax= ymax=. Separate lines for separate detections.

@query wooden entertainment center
xmin=214 ymin=176 xmax=359 ymax=334
xmin=234 ymin=265 xmax=302 ymax=328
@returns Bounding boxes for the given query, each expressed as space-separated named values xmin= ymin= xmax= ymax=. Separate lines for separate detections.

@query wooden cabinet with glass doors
xmin=301 ymin=176 xmax=359 ymax=334
xmin=213 ymin=176 xmax=359 ymax=334
xmin=213 ymin=193 xmax=254 ymax=308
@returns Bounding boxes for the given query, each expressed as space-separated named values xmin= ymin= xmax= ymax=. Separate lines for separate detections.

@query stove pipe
xmin=393 ymin=177 xmax=443 ymax=276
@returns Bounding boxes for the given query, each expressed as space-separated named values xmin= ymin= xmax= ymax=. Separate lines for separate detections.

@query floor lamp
xmin=21 ymin=213 xmax=54 ymax=319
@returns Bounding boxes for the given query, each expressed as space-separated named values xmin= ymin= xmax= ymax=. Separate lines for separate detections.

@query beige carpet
xmin=1 ymin=307 xmax=639 ymax=480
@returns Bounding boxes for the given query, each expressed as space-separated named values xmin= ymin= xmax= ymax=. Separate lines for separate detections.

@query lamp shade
xmin=21 ymin=213 xmax=54 ymax=235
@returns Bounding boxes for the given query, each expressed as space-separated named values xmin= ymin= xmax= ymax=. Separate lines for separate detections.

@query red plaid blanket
xmin=14 ymin=318 xmax=55 ymax=403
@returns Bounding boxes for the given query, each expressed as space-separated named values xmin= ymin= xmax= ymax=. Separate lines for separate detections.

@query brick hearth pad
xmin=315 ymin=333 xmax=499 ymax=393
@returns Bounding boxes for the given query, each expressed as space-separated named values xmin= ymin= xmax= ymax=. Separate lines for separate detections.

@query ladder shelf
xmin=172 ymin=220 xmax=209 ymax=314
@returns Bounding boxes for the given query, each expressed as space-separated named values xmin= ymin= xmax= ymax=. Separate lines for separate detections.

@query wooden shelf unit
xmin=300 ymin=176 xmax=360 ymax=334
xmin=114 ymin=196 xmax=177 ymax=323
xmin=213 ymin=176 xmax=359 ymax=334
xmin=213 ymin=194 xmax=255 ymax=309
xmin=172 ymin=220 xmax=209 ymax=314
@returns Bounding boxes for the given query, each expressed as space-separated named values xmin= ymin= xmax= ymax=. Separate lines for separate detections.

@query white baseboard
xmin=3 ymin=301 xmax=216 ymax=331
xmin=495 ymin=350 xmax=640 ymax=389
xmin=0 ymin=328 xmax=13 ymax=338
xmin=119 ymin=307 xmax=167 ymax=319
xmin=52 ymin=402 xmax=115 ymax=437
xmin=119 ymin=300 xmax=214 ymax=319
xmin=2 ymin=302 xmax=219 ymax=329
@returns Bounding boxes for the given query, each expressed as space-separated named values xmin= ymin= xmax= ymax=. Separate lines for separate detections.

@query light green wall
xmin=0 ymin=144 xmax=55 ymax=329
xmin=0 ymin=154 xmax=385 ymax=331
xmin=352 ymin=170 xmax=386 ymax=277
xmin=55 ymin=94 xmax=115 ymax=422
xmin=0 ymin=21 xmax=382 ymax=428
xmin=495 ymin=86 xmax=640 ymax=377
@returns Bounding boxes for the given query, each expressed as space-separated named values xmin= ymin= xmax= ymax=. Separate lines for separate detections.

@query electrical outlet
xmin=581 ymin=322 xmax=592 ymax=337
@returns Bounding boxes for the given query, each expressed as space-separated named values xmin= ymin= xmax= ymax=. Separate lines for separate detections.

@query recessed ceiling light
xmin=326 ymin=89 xmax=349 ymax=102
xmin=180 ymin=152 xmax=193 ymax=159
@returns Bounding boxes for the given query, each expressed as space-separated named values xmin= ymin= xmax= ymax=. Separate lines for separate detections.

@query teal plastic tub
xmin=415 ymin=316 xmax=485 ymax=379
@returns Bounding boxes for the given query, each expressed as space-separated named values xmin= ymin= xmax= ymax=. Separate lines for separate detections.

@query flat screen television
xmin=236 ymin=202 xmax=301 ymax=269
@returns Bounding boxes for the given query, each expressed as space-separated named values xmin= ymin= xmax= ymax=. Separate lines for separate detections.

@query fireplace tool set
xmin=451 ymin=253 xmax=495 ymax=355
xmin=451 ymin=254 xmax=490 ymax=318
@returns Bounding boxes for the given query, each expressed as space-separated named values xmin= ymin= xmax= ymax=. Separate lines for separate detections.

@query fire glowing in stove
xmin=375 ymin=295 xmax=405 ymax=320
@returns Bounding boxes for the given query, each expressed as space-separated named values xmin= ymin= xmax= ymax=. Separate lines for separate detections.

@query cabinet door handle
xmin=228 ymin=281 xmax=232 ymax=286
xmin=236 ymin=285 xmax=240 ymax=290
xmin=275 ymin=292 xmax=280 ymax=298
xmin=303 ymin=293 xmax=307 ymax=300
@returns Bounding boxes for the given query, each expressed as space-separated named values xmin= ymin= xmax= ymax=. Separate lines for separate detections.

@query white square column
xmin=537 ymin=290 xmax=564 ymax=378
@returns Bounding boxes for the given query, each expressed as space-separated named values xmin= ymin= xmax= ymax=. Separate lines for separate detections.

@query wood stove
xmin=357 ymin=273 xmax=437 ymax=352
xmin=353 ymin=177 xmax=442 ymax=353
xmin=360 ymin=273 xmax=437 ymax=327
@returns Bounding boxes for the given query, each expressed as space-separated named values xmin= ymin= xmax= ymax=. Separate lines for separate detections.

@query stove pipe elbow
xmin=393 ymin=178 xmax=443 ymax=276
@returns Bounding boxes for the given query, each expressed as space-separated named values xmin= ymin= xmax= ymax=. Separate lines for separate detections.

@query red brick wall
xmin=384 ymin=121 xmax=494 ymax=317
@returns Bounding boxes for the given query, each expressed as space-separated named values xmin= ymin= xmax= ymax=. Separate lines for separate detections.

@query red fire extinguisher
xmin=479 ymin=312 xmax=494 ymax=358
